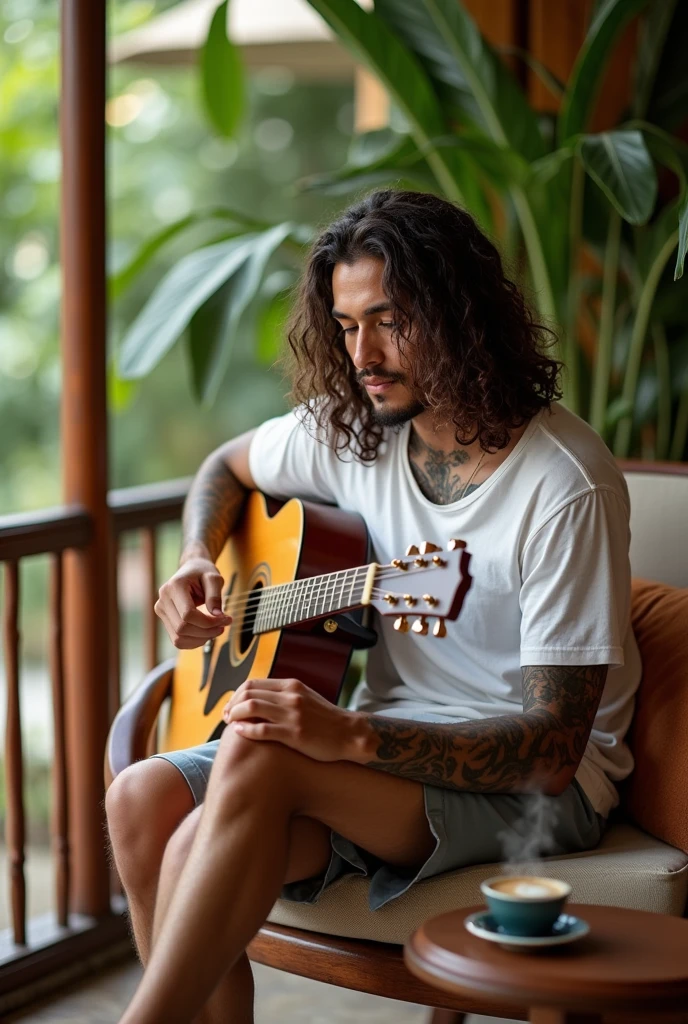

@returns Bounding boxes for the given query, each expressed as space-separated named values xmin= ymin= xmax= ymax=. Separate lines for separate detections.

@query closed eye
xmin=341 ymin=321 xmax=396 ymax=334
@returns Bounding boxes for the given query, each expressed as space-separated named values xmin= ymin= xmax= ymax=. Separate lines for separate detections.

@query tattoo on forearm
xmin=182 ymin=457 xmax=247 ymax=562
xmin=408 ymin=429 xmax=482 ymax=504
xmin=363 ymin=665 xmax=608 ymax=795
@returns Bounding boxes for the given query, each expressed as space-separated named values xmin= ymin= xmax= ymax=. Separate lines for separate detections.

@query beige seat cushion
xmin=266 ymin=824 xmax=688 ymax=945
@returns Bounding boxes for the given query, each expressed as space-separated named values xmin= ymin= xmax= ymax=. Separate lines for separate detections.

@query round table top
xmin=404 ymin=903 xmax=688 ymax=1013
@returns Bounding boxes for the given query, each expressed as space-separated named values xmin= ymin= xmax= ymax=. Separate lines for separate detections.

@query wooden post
xmin=60 ymin=0 xmax=111 ymax=916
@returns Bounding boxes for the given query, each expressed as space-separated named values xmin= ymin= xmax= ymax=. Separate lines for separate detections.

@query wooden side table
xmin=404 ymin=903 xmax=688 ymax=1023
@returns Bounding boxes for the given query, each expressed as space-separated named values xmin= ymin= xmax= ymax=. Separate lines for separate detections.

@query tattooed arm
xmin=348 ymin=665 xmax=608 ymax=797
xmin=180 ymin=431 xmax=257 ymax=564
xmin=155 ymin=431 xmax=256 ymax=648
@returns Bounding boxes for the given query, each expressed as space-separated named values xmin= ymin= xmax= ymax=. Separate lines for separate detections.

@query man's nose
xmin=352 ymin=325 xmax=384 ymax=370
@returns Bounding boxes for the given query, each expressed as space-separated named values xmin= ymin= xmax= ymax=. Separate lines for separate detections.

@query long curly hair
xmin=285 ymin=189 xmax=561 ymax=461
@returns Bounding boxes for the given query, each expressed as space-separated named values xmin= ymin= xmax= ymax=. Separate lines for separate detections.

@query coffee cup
xmin=480 ymin=875 xmax=571 ymax=936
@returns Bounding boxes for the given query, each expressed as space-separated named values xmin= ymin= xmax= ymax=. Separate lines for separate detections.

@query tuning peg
xmin=413 ymin=557 xmax=428 ymax=567
xmin=432 ymin=618 xmax=447 ymax=638
xmin=391 ymin=558 xmax=409 ymax=571
xmin=420 ymin=541 xmax=441 ymax=554
xmin=411 ymin=616 xmax=429 ymax=635
xmin=422 ymin=594 xmax=438 ymax=607
xmin=447 ymin=538 xmax=467 ymax=551
xmin=382 ymin=593 xmax=399 ymax=606
xmin=405 ymin=544 xmax=419 ymax=556
xmin=403 ymin=594 xmax=417 ymax=607
xmin=431 ymin=555 xmax=447 ymax=567
xmin=394 ymin=615 xmax=410 ymax=633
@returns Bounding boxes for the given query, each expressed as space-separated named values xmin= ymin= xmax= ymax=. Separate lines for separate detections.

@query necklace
xmin=458 ymin=449 xmax=487 ymax=501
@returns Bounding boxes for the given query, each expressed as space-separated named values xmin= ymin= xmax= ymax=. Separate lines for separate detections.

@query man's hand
xmin=222 ymin=677 xmax=364 ymax=762
xmin=155 ymin=557 xmax=232 ymax=649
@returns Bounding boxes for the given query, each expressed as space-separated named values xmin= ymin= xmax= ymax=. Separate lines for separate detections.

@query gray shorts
xmin=151 ymin=737 xmax=605 ymax=912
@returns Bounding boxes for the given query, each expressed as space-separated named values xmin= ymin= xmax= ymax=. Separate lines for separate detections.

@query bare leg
xmin=105 ymin=759 xmax=195 ymax=966
xmin=120 ymin=727 xmax=436 ymax=1024
xmin=152 ymin=806 xmax=333 ymax=1024
xmin=106 ymin=758 xmax=334 ymax=1024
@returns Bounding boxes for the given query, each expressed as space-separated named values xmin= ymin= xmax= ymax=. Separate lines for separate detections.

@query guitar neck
xmin=251 ymin=564 xmax=373 ymax=634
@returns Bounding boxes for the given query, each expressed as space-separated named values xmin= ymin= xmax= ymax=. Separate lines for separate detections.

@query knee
xmin=217 ymin=725 xmax=288 ymax=772
xmin=105 ymin=760 xmax=193 ymax=889
xmin=208 ymin=728 xmax=298 ymax=811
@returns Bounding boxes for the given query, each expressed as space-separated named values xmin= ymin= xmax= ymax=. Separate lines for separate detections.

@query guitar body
xmin=160 ymin=491 xmax=370 ymax=753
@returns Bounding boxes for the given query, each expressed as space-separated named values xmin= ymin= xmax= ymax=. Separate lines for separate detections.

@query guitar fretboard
xmin=252 ymin=564 xmax=372 ymax=633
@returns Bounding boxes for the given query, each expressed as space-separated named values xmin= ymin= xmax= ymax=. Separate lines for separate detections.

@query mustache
xmin=357 ymin=370 xmax=405 ymax=384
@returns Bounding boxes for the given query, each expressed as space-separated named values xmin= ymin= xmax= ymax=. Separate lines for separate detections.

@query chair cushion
xmin=266 ymin=824 xmax=688 ymax=944
xmin=621 ymin=579 xmax=688 ymax=854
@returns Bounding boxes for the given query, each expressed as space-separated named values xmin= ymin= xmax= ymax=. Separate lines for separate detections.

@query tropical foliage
xmin=117 ymin=0 xmax=688 ymax=461
xmin=0 ymin=0 xmax=352 ymax=515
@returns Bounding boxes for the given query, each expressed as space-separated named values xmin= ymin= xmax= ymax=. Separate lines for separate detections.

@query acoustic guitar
xmin=160 ymin=490 xmax=472 ymax=753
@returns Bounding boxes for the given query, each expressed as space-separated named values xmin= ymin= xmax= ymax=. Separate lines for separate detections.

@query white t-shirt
xmin=248 ymin=401 xmax=641 ymax=818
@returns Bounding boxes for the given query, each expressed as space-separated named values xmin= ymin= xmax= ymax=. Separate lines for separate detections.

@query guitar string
xmin=225 ymin=583 xmax=397 ymax=617
xmin=220 ymin=566 xmax=423 ymax=607
xmin=225 ymin=585 xmax=431 ymax=634
xmin=221 ymin=577 xmax=438 ymax=624
xmin=218 ymin=562 xmax=449 ymax=613
xmin=220 ymin=576 xmax=444 ymax=621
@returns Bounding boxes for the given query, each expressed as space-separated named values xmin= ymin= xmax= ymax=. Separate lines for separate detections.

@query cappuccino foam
xmin=491 ymin=877 xmax=563 ymax=898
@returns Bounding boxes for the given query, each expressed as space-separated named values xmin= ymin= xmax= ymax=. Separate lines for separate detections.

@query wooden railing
xmin=0 ymin=479 xmax=187 ymax=1005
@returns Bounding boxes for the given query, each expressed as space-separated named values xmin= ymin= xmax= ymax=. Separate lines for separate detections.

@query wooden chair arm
xmin=104 ymin=658 xmax=175 ymax=789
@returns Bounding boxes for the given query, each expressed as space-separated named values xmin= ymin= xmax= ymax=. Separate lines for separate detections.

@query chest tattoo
xmin=408 ymin=431 xmax=484 ymax=505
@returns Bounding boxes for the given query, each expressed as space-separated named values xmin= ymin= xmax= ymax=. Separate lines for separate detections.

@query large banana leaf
xmin=118 ymin=224 xmax=293 ymax=381
xmin=200 ymin=0 xmax=245 ymax=139
xmin=372 ymin=0 xmax=478 ymax=128
xmin=300 ymin=129 xmax=435 ymax=194
xmin=579 ymin=130 xmax=657 ymax=225
xmin=559 ymin=0 xmax=649 ymax=143
xmin=186 ymin=223 xmax=296 ymax=402
xmin=375 ymin=0 xmax=555 ymax=320
xmin=301 ymin=128 xmax=528 ymax=196
xmin=109 ymin=206 xmax=268 ymax=301
xmin=376 ymin=0 xmax=545 ymax=162
xmin=304 ymin=0 xmax=488 ymax=221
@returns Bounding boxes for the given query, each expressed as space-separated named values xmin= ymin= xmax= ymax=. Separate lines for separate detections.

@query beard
xmin=368 ymin=395 xmax=426 ymax=428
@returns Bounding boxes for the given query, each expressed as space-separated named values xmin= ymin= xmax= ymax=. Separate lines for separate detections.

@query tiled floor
xmin=7 ymin=957 xmax=511 ymax=1023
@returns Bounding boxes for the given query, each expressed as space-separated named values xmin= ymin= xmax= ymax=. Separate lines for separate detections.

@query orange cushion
xmin=621 ymin=579 xmax=688 ymax=853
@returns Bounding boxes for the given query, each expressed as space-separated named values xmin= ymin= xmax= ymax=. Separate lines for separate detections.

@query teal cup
xmin=480 ymin=875 xmax=571 ymax=937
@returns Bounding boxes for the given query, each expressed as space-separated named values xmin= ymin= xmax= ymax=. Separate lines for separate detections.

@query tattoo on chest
xmin=408 ymin=430 xmax=483 ymax=504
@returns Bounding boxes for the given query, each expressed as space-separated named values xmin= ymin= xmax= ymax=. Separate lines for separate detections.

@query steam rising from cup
xmin=496 ymin=790 xmax=562 ymax=877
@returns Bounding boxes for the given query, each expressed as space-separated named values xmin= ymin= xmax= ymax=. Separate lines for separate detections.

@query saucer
xmin=464 ymin=910 xmax=589 ymax=952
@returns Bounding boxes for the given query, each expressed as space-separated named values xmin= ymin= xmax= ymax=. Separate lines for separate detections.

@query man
xmin=107 ymin=189 xmax=640 ymax=1024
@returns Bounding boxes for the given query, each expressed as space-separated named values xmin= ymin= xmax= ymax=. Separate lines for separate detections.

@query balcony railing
xmin=0 ymin=479 xmax=187 ymax=1010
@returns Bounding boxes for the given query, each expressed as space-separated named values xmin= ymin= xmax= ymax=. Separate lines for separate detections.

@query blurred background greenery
xmin=117 ymin=0 xmax=688 ymax=467
xmin=0 ymin=0 xmax=354 ymax=521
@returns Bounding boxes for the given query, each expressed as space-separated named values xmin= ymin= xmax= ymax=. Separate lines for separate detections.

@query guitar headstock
xmin=369 ymin=540 xmax=472 ymax=637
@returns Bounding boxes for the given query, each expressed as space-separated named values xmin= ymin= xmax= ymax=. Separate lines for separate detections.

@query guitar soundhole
xmin=237 ymin=580 xmax=264 ymax=656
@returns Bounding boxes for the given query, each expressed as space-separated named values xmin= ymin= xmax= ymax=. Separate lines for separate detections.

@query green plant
xmin=117 ymin=0 xmax=688 ymax=461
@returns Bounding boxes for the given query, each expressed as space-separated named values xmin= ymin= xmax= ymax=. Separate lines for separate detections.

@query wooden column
xmin=60 ymin=0 xmax=111 ymax=916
